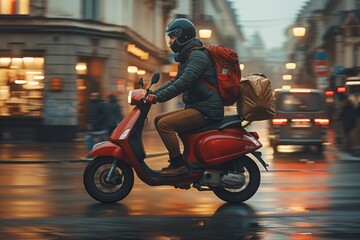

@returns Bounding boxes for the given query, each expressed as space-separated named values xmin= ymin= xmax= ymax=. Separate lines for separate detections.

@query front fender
xmin=249 ymin=151 xmax=269 ymax=171
xmin=87 ymin=141 xmax=128 ymax=163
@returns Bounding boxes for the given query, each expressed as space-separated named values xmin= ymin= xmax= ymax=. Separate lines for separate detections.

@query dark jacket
xmin=155 ymin=38 xmax=224 ymax=121
xmin=87 ymin=97 xmax=107 ymax=131
xmin=340 ymin=98 xmax=357 ymax=130
xmin=106 ymin=95 xmax=123 ymax=129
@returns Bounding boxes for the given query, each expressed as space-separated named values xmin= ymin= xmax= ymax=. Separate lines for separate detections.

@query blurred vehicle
xmin=269 ymin=88 xmax=330 ymax=153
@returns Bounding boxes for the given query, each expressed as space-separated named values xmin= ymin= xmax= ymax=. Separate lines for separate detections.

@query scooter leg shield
xmin=87 ymin=141 xmax=128 ymax=163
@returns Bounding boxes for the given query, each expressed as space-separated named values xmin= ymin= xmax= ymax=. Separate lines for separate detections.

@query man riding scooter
xmin=145 ymin=18 xmax=223 ymax=177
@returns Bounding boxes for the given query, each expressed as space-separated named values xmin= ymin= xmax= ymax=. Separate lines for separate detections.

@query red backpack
xmin=204 ymin=45 xmax=242 ymax=106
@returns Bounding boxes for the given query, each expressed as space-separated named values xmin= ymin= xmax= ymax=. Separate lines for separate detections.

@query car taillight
xmin=314 ymin=118 xmax=330 ymax=125
xmin=272 ymin=118 xmax=288 ymax=125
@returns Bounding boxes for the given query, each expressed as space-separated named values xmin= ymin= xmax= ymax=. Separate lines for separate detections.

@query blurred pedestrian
xmin=339 ymin=95 xmax=357 ymax=150
xmin=106 ymin=93 xmax=124 ymax=135
xmin=86 ymin=92 xmax=108 ymax=151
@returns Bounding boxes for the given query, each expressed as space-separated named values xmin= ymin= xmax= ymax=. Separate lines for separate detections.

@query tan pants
xmin=154 ymin=108 xmax=210 ymax=158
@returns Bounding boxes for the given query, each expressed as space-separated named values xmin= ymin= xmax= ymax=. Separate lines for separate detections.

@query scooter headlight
xmin=128 ymin=89 xmax=146 ymax=105
xmin=128 ymin=90 xmax=133 ymax=104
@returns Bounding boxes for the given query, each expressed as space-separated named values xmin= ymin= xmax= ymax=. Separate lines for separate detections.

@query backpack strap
xmin=203 ymin=79 xmax=219 ymax=93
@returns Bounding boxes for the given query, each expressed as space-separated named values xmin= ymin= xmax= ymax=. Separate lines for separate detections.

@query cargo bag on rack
xmin=236 ymin=73 xmax=275 ymax=121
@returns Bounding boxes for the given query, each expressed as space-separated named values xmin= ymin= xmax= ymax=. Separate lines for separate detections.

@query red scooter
xmin=83 ymin=72 xmax=269 ymax=203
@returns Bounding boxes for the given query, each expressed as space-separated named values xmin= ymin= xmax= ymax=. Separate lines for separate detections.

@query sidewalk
xmin=0 ymin=130 xmax=168 ymax=163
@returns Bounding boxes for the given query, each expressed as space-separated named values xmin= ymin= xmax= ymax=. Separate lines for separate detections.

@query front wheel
xmin=83 ymin=157 xmax=134 ymax=203
xmin=212 ymin=156 xmax=260 ymax=203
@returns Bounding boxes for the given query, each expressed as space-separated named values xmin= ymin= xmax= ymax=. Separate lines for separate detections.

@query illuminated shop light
xmin=15 ymin=79 xmax=27 ymax=84
xmin=76 ymin=62 xmax=87 ymax=74
xmin=137 ymin=70 xmax=146 ymax=75
xmin=0 ymin=57 xmax=11 ymax=67
xmin=28 ymin=81 xmax=40 ymax=86
xmin=127 ymin=44 xmax=149 ymax=60
xmin=10 ymin=58 xmax=23 ymax=69
xmin=127 ymin=66 xmax=138 ymax=73
xmin=33 ymin=75 xmax=45 ymax=80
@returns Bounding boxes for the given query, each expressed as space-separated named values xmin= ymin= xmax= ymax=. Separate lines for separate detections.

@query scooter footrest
xmin=192 ymin=183 xmax=211 ymax=191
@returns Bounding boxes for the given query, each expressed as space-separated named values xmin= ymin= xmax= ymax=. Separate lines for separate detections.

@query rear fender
xmin=87 ymin=141 xmax=129 ymax=164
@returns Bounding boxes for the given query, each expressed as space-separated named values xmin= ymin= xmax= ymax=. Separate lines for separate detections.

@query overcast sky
xmin=231 ymin=0 xmax=309 ymax=49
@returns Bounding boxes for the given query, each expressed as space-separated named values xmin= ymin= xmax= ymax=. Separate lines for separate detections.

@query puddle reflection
xmin=83 ymin=202 xmax=262 ymax=240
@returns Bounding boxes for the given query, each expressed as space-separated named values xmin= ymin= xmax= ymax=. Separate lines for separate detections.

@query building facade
xmin=0 ymin=0 xmax=175 ymax=141
xmin=0 ymin=0 xmax=247 ymax=141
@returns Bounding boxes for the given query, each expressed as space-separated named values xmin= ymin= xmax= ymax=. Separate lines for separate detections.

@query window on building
xmin=0 ymin=0 xmax=29 ymax=15
xmin=82 ymin=0 xmax=100 ymax=20
xmin=0 ymin=57 xmax=44 ymax=117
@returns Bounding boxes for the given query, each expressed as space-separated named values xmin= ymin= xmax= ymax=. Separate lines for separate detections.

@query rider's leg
xmin=155 ymin=108 xmax=210 ymax=176
xmin=154 ymin=109 xmax=184 ymax=171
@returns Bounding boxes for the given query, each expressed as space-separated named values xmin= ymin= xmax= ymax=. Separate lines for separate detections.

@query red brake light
xmin=337 ymin=86 xmax=346 ymax=93
xmin=325 ymin=90 xmax=334 ymax=97
xmin=272 ymin=118 xmax=288 ymax=125
xmin=314 ymin=118 xmax=330 ymax=125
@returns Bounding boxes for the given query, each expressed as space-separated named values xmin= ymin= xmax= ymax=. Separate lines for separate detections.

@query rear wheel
xmin=211 ymin=156 xmax=260 ymax=203
xmin=83 ymin=157 xmax=134 ymax=203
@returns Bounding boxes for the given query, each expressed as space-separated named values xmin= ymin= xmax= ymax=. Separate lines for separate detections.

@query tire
xmin=211 ymin=156 xmax=260 ymax=203
xmin=83 ymin=157 xmax=134 ymax=203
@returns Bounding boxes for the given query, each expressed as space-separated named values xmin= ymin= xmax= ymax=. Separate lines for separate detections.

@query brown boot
xmin=160 ymin=155 xmax=188 ymax=176
xmin=160 ymin=165 xmax=188 ymax=176
xmin=161 ymin=160 xmax=175 ymax=171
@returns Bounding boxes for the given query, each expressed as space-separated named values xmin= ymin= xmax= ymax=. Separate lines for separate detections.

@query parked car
xmin=268 ymin=88 xmax=330 ymax=153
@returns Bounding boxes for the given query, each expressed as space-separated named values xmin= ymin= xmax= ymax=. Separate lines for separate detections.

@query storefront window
xmin=0 ymin=57 xmax=44 ymax=117
xmin=0 ymin=0 xmax=29 ymax=15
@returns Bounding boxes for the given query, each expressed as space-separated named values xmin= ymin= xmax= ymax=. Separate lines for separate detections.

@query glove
xmin=145 ymin=94 xmax=158 ymax=103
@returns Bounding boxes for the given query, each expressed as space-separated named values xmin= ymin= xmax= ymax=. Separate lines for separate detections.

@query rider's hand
xmin=145 ymin=94 xmax=158 ymax=103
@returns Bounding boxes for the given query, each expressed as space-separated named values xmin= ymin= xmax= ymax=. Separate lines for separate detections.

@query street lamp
xmin=282 ymin=74 xmax=292 ymax=81
xmin=199 ymin=29 xmax=212 ymax=39
xmin=286 ymin=62 xmax=296 ymax=70
xmin=293 ymin=26 xmax=306 ymax=37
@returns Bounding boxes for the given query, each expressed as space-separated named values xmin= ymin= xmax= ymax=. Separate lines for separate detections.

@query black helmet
xmin=165 ymin=18 xmax=196 ymax=53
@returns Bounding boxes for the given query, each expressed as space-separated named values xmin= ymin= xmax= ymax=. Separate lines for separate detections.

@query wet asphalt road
xmin=0 ymin=120 xmax=359 ymax=240
xmin=0 ymin=146 xmax=359 ymax=239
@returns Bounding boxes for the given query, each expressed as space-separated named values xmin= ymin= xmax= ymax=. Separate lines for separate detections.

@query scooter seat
xmin=179 ymin=114 xmax=243 ymax=135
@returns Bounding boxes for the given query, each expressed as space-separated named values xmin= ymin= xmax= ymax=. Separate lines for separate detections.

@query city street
xmin=0 ymin=122 xmax=359 ymax=239
xmin=0 ymin=1 xmax=359 ymax=239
